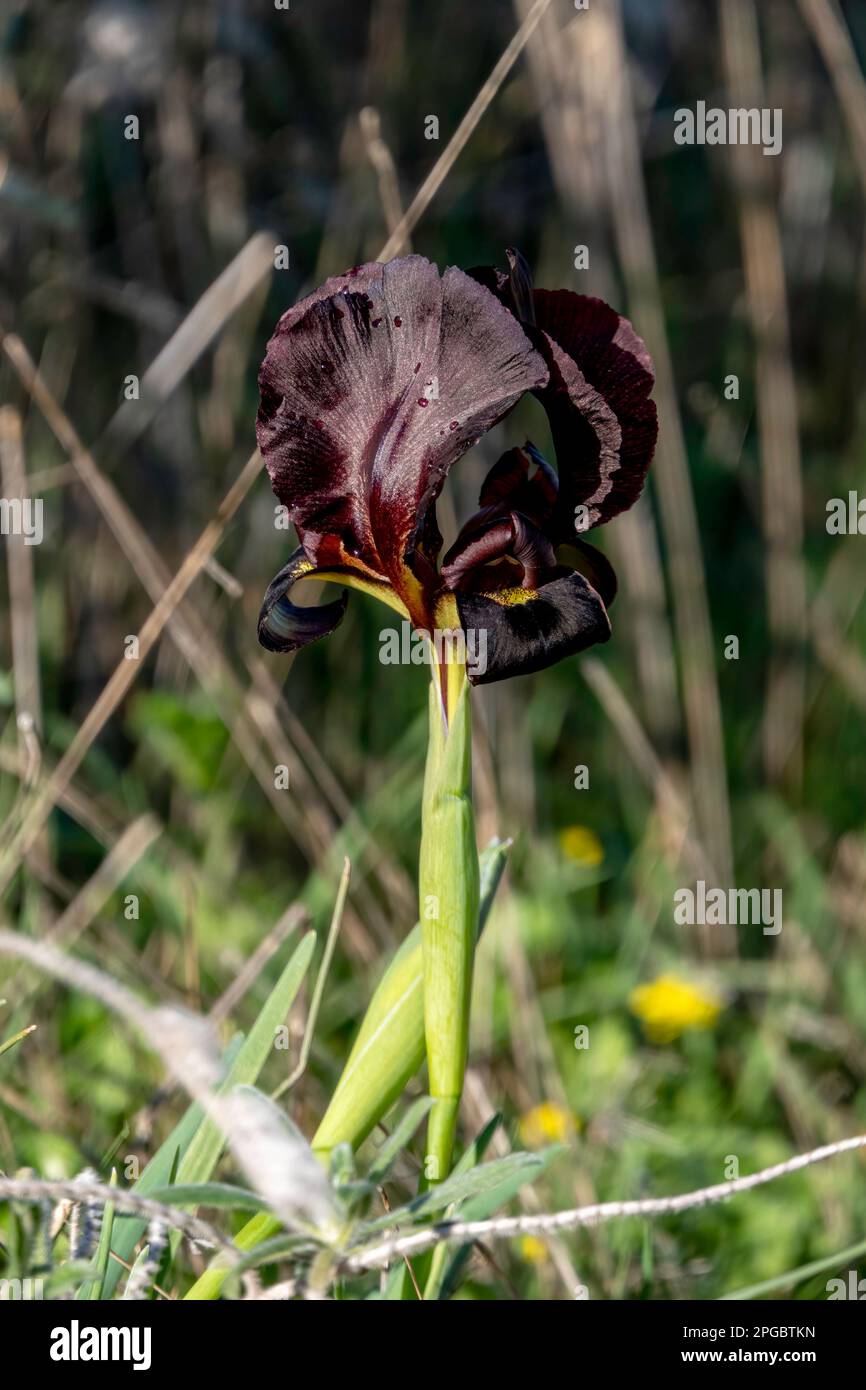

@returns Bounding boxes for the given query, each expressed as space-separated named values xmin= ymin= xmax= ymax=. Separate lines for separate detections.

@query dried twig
xmin=588 ymin=0 xmax=735 ymax=900
xmin=798 ymin=0 xmax=866 ymax=201
xmin=359 ymin=108 xmax=406 ymax=247
xmin=720 ymin=0 xmax=807 ymax=790
xmin=377 ymin=0 xmax=555 ymax=260
xmin=0 ymin=1175 xmax=235 ymax=1256
xmin=0 ymin=448 xmax=262 ymax=897
xmin=345 ymin=1133 xmax=866 ymax=1271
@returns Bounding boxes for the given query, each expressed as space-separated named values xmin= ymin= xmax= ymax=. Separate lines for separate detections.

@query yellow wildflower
xmin=518 ymin=1100 xmax=575 ymax=1148
xmin=629 ymin=973 xmax=722 ymax=1044
xmin=559 ymin=825 xmax=604 ymax=866
xmin=520 ymin=1235 xmax=547 ymax=1263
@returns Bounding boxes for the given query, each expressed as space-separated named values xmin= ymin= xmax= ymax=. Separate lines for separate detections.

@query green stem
xmin=185 ymin=668 xmax=488 ymax=1300
xmin=419 ymin=662 xmax=479 ymax=1183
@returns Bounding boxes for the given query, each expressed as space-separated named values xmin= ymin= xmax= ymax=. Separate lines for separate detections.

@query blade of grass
xmin=175 ymin=930 xmax=316 ymax=1189
xmin=272 ymin=859 xmax=349 ymax=1099
xmin=721 ymin=1236 xmax=866 ymax=1300
xmin=101 ymin=1034 xmax=243 ymax=1298
xmin=77 ymin=1170 xmax=116 ymax=1300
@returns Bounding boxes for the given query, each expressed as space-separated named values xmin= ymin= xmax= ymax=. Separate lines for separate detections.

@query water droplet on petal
xmin=393 ymin=316 xmax=402 ymax=327
xmin=418 ymin=398 xmax=428 ymax=407
xmin=449 ymin=420 xmax=459 ymax=431
xmin=372 ymin=317 xmax=382 ymax=327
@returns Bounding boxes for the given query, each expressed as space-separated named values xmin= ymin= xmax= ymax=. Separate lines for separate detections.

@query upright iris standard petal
xmin=532 ymin=290 xmax=657 ymax=536
xmin=467 ymin=259 xmax=657 ymax=541
xmin=256 ymin=255 xmax=547 ymax=625
xmin=476 ymin=442 xmax=558 ymax=530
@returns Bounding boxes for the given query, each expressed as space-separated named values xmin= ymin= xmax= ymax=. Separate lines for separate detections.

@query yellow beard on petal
xmin=480 ymin=585 xmax=539 ymax=606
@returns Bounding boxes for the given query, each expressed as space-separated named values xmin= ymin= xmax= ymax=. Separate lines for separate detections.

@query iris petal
xmin=258 ymin=547 xmax=407 ymax=654
xmin=477 ymin=442 xmax=558 ymax=529
xmin=532 ymin=290 xmax=657 ymax=534
xmin=256 ymin=255 xmax=547 ymax=623
xmin=258 ymin=550 xmax=349 ymax=653
xmin=466 ymin=262 xmax=657 ymax=539
xmin=455 ymin=570 xmax=611 ymax=685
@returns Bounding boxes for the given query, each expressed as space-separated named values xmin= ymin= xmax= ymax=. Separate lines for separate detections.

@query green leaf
xmin=720 ymin=1237 xmax=866 ymax=1300
xmin=148 ymin=1182 xmax=271 ymax=1212
xmin=451 ymin=1115 xmax=502 ymax=1178
xmin=122 ymin=1244 xmax=156 ymax=1301
xmin=176 ymin=931 xmax=316 ymax=1189
xmin=367 ymin=1097 xmax=434 ymax=1185
xmin=0 ymin=1024 xmax=36 ymax=1057
xmin=76 ymin=1170 xmax=116 ymax=1300
xmin=313 ymin=838 xmax=509 ymax=1158
xmin=100 ymin=1034 xmax=243 ymax=1299
xmin=217 ymin=1233 xmax=319 ymax=1297
xmin=433 ymin=1144 xmax=564 ymax=1300
xmin=422 ymin=1116 xmax=502 ymax=1300
xmin=361 ymin=1149 xmax=557 ymax=1232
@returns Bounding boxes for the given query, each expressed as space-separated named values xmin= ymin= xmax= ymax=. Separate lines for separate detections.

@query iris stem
xmin=185 ymin=651 xmax=481 ymax=1298
xmin=185 ymin=842 xmax=508 ymax=1301
xmin=420 ymin=657 xmax=479 ymax=1183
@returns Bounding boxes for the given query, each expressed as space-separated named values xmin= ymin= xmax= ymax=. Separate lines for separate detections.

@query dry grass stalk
xmin=719 ymin=0 xmax=807 ymax=792
xmin=583 ymin=2 xmax=735 ymax=915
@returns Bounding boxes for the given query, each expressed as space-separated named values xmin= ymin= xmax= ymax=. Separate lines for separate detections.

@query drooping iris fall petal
xmin=454 ymin=571 xmax=612 ymax=686
xmin=256 ymin=255 xmax=547 ymax=632
xmin=258 ymin=545 xmax=407 ymax=654
xmin=437 ymin=439 xmax=620 ymax=685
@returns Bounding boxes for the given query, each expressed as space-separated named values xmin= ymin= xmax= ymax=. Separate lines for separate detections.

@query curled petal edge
xmin=258 ymin=548 xmax=408 ymax=654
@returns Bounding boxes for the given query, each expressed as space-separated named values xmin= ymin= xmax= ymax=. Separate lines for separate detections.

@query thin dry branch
xmin=1 ymin=330 xmax=411 ymax=959
xmin=0 ymin=407 xmax=41 ymax=733
xmin=100 ymin=232 xmax=276 ymax=455
xmin=9 ymin=814 xmax=162 ymax=1010
xmin=377 ymin=0 xmax=555 ymax=260
xmin=345 ymin=1133 xmax=866 ymax=1271
xmin=0 ymin=1175 xmax=236 ymax=1257
xmin=359 ymin=107 xmax=406 ymax=247
xmin=589 ymin=1 xmax=735 ymax=901
xmin=720 ymin=0 xmax=807 ymax=791
xmin=580 ymin=657 xmax=715 ymax=883
xmin=0 ymin=448 xmax=262 ymax=897
xmin=513 ymin=0 xmax=681 ymax=753
xmin=209 ymin=902 xmax=308 ymax=1026
xmin=798 ymin=0 xmax=866 ymax=201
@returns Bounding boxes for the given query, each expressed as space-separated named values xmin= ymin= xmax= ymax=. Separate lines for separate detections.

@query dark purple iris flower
xmin=255 ymin=250 xmax=657 ymax=684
